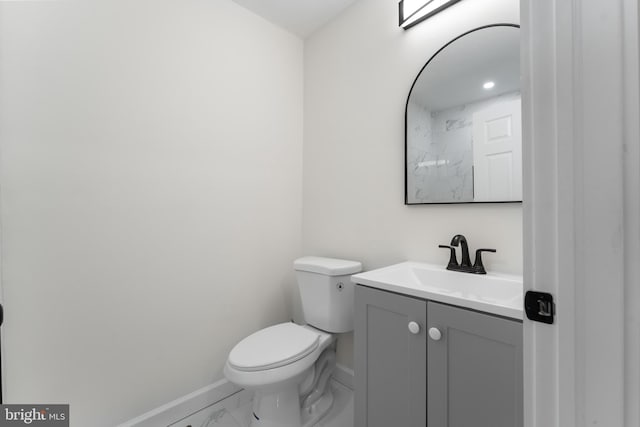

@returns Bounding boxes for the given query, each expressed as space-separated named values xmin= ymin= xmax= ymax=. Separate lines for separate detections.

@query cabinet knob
xmin=428 ymin=327 xmax=442 ymax=341
xmin=408 ymin=321 xmax=421 ymax=334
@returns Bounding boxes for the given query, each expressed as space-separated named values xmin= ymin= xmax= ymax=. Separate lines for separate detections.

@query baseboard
xmin=120 ymin=364 xmax=354 ymax=426
xmin=118 ymin=379 xmax=241 ymax=427
xmin=331 ymin=363 xmax=354 ymax=390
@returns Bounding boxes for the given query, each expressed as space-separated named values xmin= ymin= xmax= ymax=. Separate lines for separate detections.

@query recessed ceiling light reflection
xmin=483 ymin=81 xmax=495 ymax=90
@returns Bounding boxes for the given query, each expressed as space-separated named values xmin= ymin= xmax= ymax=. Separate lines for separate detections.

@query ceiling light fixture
xmin=483 ymin=81 xmax=496 ymax=90
xmin=399 ymin=0 xmax=464 ymax=30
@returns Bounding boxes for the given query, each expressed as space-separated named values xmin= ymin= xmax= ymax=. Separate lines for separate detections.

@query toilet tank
xmin=294 ymin=256 xmax=362 ymax=333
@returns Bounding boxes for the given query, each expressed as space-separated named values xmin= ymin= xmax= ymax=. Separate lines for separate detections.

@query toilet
xmin=224 ymin=256 xmax=362 ymax=427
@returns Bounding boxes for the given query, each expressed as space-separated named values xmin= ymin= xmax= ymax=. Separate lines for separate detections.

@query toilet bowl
xmin=224 ymin=323 xmax=335 ymax=427
xmin=223 ymin=256 xmax=361 ymax=427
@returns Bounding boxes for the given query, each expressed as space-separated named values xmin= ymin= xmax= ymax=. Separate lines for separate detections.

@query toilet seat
xmin=224 ymin=324 xmax=334 ymax=391
xmin=228 ymin=323 xmax=320 ymax=372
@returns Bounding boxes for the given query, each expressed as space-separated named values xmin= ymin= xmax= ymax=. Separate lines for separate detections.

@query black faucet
xmin=439 ymin=234 xmax=496 ymax=274
xmin=451 ymin=234 xmax=472 ymax=269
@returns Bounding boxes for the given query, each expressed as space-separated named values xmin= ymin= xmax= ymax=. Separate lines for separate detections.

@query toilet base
xmin=250 ymin=384 xmax=301 ymax=427
xmin=248 ymin=346 xmax=336 ymax=427
xmin=249 ymin=386 xmax=334 ymax=427
xmin=301 ymin=389 xmax=334 ymax=427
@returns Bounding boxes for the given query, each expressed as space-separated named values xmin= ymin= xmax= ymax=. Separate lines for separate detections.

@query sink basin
xmin=351 ymin=262 xmax=523 ymax=319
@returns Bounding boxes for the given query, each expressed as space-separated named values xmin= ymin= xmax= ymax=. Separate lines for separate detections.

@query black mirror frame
xmin=404 ymin=23 xmax=522 ymax=205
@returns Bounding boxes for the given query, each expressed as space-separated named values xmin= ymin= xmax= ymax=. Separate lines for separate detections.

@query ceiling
xmin=410 ymin=26 xmax=520 ymax=111
xmin=232 ymin=0 xmax=358 ymax=38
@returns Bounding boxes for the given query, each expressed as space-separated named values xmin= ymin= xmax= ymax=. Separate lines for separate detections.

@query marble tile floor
xmin=170 ymin=380 xmax=353 ymax=427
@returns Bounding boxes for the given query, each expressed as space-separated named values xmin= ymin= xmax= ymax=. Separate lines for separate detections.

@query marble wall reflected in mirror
xmin=405 ymin=25 xmax=522 ymax=204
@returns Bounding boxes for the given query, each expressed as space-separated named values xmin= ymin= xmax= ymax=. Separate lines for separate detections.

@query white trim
xmin=521 ymin=1 xmax=563 ymax=423
xmin=524 ymin=0 xmax=637 ymax=426
xmin=118 ymin=365 xmax=354 ymax=427
xmin=117 ymin=379 xmax=241 ymax=427
xmin=331 ymin=363 xmax=354 ymax=390
xmin=622 ymin=0 xmax=640 ymax=425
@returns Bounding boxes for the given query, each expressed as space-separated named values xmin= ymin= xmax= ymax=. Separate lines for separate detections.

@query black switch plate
xmin=524 ymin=291 xmax=555 ymax=324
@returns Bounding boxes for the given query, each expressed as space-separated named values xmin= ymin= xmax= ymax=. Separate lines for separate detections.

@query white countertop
xmin=351 ymin=261 xmax=523 ymax=320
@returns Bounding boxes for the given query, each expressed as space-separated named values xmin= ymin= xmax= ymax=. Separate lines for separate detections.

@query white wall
xmin=0 ymin=1 xmax=303 ymax=425
xmin=303 ymin=0 xmax=521 ymax=367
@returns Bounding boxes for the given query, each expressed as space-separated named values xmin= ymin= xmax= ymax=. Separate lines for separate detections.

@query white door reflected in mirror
xmin=472 ymin=98 xmax=522 ymax=201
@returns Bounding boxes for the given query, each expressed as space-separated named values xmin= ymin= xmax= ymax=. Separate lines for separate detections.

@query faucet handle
xmin=439 ymin=245 xmax=459 ymax=270
xmin=473 ymin=249 xmax=496 ymax=274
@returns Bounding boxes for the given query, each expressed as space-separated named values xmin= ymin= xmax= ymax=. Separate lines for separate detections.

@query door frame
xmin=522 ymin=0 xmax=640 ymax=426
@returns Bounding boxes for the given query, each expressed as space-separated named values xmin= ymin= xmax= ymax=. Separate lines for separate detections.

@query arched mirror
xmin=405 ymin=24 xmax=521 ymax=204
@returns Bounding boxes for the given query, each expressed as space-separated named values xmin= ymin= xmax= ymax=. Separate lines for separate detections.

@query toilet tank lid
xmin=294 ymin=256 xmax=362 ymax=276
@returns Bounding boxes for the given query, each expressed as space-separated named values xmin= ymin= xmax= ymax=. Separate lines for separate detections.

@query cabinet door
xmin=427 ymin=301 xmax=523 ymax=427
xmin=354 ymin=285 xmax=427 ymax=427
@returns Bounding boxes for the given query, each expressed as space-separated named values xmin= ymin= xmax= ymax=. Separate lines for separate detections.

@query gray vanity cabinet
xmin=354 ymin=285 xmax=427 ymax=427
xmin=428 ymin=300 xmax=523 ymax=427
xmin=354 ymin=285 xmax=523 ymax=427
